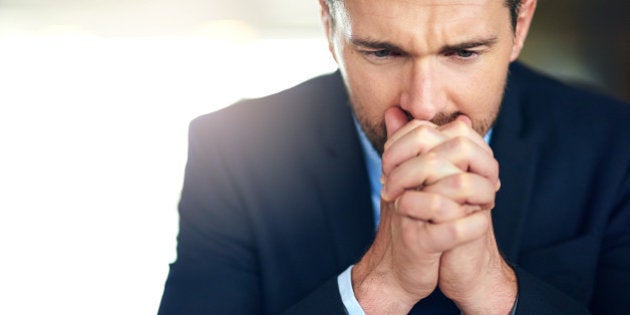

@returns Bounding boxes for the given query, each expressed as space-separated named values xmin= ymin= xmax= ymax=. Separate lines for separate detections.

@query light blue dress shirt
xmin=337 ymin=118 xmax=496 ymax=314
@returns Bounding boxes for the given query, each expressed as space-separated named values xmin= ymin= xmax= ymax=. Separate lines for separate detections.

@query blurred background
xmin=0 ymin=1 xmax=627 ymax=314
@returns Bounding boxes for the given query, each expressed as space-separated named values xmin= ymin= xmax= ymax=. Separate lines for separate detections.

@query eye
xmin=456 ymin=50 xmax=475 ymax=58
xmin=448 ymin=49 xmax=479 ymax=60
xmin=373 ymin=49 xmax=393 ymax=58
xmin=443 ymin=48 xmax=481 ymax=62
xmin=363 ymin=49 xmax=402 ymax=59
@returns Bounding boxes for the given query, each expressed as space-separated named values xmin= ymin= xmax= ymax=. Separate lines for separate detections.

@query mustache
xmin=403 ymin=110 xmax=463 ymax=126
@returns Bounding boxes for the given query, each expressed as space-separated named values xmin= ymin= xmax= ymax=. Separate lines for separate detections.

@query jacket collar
xmin=491 ymin=62 xmax=542 ymax=261
xmin=302 ymin=71 xmax=375 ymax=269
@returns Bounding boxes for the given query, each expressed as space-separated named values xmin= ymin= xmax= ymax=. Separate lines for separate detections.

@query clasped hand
xmin=352 ymin=107 xmax=516 ymax=315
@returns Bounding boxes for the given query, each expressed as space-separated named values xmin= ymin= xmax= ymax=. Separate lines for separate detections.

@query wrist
xmin=455 ymin=261 xmax=517 ymax=315
xmin=351 ymin=258 xmax=418 ymax=315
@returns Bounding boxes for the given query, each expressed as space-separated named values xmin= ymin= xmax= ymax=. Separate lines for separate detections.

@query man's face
xmin=323 ymin=0 xmax=526 ymax=154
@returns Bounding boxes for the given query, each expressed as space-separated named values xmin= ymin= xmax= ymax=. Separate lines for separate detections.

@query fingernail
xmin=380 ymin=188 xmax=391 ymax=202
xmin=496 ymin=179 xmax=501 ymax=191
xmin=380 ymin=175 xmax=385 ymax=185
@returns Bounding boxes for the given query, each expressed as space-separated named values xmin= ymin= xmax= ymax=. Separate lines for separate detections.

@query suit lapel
xmin=491 ymin=63 xmax=542 ymax=261
xmin=302 ymin=72 xmax=375 ymax=269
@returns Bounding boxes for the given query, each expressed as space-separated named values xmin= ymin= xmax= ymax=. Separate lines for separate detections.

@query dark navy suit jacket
xmin=158 ymin=62 xmax=630 ymax=314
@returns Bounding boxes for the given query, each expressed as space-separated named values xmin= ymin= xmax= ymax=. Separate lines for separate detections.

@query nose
xmin=399 ymin=60 xmax=444 ymax=121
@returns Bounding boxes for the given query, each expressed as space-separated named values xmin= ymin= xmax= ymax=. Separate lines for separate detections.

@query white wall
xmin=0 ymin=2 xmax=337 ymax=313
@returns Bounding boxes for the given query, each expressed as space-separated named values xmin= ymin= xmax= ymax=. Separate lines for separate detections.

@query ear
xmin=510 ymin=0 xmax=537 ymax=62
xmin=318 ymin=0 xmax=337 ymax=61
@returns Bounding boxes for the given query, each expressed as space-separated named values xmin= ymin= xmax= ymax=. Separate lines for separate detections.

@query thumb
xmin=384 ymin=107 xmax=409 ymax=139
xmin=454 ymin=114 xmax=473 ymax=127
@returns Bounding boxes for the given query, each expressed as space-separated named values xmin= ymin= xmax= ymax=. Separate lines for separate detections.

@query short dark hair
xmin=325 ymin=0 xmax=522 ymax=30
xmin=505 ymin=0 xmax=522 ymax=29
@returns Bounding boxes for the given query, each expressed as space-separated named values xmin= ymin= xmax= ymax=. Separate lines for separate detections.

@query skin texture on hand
xmin=352 ymin=107 xmax=516 ymax=314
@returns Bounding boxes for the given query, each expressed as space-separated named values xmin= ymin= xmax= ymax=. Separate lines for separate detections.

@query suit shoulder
xmin=190 ymin=71 xmax=343 ymax=135
xmin=185 ymin=71 xmax=347 ymax=162
xmin=511 ymin=62 xmax=630 ymax=119
xmin=510 ymin=62 xmax=630 ymax=133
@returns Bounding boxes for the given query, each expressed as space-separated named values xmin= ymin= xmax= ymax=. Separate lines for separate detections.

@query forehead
xmin=336 ymin=0 xmax=511 ymax=47
xmin=339 ymin=0 xmax=505 ymax=18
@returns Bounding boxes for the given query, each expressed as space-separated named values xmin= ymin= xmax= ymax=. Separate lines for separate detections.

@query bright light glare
xmin=0 ymin=33 xmax=336 ymax=315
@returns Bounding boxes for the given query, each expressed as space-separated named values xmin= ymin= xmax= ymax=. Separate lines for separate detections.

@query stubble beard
xmin=352 ymin=99 xmax=502 ymax=156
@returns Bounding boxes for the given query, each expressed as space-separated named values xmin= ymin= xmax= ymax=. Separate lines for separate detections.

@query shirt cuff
xmin=337 ymin=264 xmax=516 ymax=315
xmin=337 ymin=265 xmax=366 ymax=315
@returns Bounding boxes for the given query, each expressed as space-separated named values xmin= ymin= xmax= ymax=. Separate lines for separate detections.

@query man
xmin=159 ymin=0 xmax=630 ymax=314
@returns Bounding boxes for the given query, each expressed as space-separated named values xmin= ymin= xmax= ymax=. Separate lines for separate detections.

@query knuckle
xmin=388 ymin=168 xmax=401 ymax=188
xmin=451 ymin=136 xmax=472 ymax=152
xmin=491 ymin=159 xmax=500 ymax=175
xmin=428 ymin=194 xmax=444 ymax=217
xmin=452 ymin=119 xmax=468 ymax=131
xmin=423 ymin=151 xmax=441 ymax=167
xmin=444 ymin=119 xmax=470 ymax=136
xmin=485 ymin=202 xmax=496 ymax=210
xmin=413 ymin=125 xmax=434 ymax=141
xmin=451 ymin=173 xmax=469 ymax=190
xmin=395 ymin=194 xmax=409 ymax=214
xmin=447 ymin=223 xmax=463 ymax=242
xmin=381 ymin=151 xmax=393 ymax=170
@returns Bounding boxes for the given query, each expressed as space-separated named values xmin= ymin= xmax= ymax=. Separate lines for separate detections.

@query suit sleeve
xmin=590 ymin=171 xmax=630 ymax=314
xmin=157 ymin=119 xmax=264 ymax=314
xmin=158 ymin=119 xmax=348 ymax=315
xmin=514 ymin=171 xmax=630 ymax=314
xmin=513 ymin=266 xmax=590 ymax=314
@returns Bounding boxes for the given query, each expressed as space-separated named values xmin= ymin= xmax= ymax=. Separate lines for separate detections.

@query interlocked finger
xmin=419 ymin=210 xmax=490 ymax=253
xmin=394 ymin=191 xmax=468 ymax=224
xmin=421 ymin=136 xmax=499 ymax=186
xmin=382 ymin=124 xmax=446 ymax=176
xmin=422 ymin=173 xmax=497 ymax=211
xmin=437 ymin=117 xmax=493 ymax=156
xmin=382 ymin=153 xmax=462 ymax=201
xmin=384 ymin=119 xmax=437 ymax=152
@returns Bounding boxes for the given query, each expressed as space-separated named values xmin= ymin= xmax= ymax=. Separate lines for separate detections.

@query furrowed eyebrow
xmin=441 ymin=36 xmax=498 ymax=52
xmin=349 ymin=37 xmax=403 ymax=52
